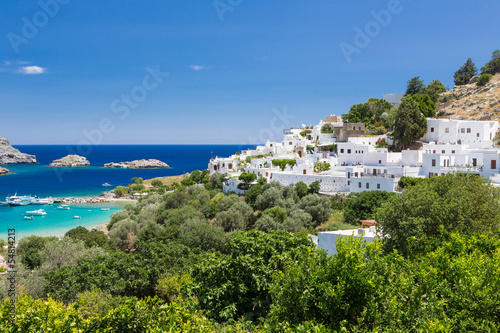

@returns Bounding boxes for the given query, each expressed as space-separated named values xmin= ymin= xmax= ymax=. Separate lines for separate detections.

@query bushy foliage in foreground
xmin=3 ymin=172 xmax=500 ymax=331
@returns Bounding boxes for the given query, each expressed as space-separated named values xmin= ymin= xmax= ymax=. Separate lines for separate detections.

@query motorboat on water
xmin=24 ymin=215 xmax=34 ymax=220
xmin=101 ymin=208 xmax=110 ymax=211
xmin=26 ymin=209 xmax=47 ymax=216
xmin=102 ymin=183 xmax=112 ymax=187
xmin=74 ymin=216 xmax=81 ymax=219
xmin=57 ymin=204 xmax=70 ymax=210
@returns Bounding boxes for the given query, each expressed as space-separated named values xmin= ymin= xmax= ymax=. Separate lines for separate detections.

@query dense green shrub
xmin=378 ymin=173 xmax=500 ymax=256
xmin=343 ymin=191 xmax=396 ymax=225
xmin=189 ymin=230 xmax=314 ymax=322
xmin=477 ymin=73 xmax=492 ymax=87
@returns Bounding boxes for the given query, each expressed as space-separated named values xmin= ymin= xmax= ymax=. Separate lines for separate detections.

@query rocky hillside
xmin=0 ymin=136 xmax=37 ymax=164
xmin=49 ymin=155 xmax=90 ymax=167
xmin=436 ymin=74 xmax=500 ymax=121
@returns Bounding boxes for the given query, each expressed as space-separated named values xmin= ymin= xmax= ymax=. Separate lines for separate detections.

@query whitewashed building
xmin=210 ymin=116 xmax=500 ymax=194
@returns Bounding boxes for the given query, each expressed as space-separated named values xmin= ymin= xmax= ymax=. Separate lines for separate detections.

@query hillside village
xmin=210 ymin=79 xmax=500 ymax=195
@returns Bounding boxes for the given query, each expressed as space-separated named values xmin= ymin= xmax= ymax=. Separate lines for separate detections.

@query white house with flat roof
xmin=318 ymin=227 xmax=379 ymax=255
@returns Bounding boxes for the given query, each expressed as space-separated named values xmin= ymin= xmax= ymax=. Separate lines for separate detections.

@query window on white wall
xmin=431 ymin=127 xmax=434 ymax=132
xmin=445 ymin=128 xmax=449 ymax=133
xmin=366 ymin=183 xmax=369 ymax=189
xmin=467 ymin=128 xmax=471 ymax=133
xmin=358 ymin=182 xmax=361 ymax=188
xmin=477 ymin=133 xmax=480 ymax=137
xmin=432 ymin=159 xmax=436 ymax=167
xmin=461 ymin=128 xmax=465 ymax=133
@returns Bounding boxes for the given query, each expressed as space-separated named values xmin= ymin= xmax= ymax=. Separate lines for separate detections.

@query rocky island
xmin=0 ymin=167 xmax=10 ymax=175
xmin=0 ymin=136 xmax=37 ymax=164
xmin=104 ymin=159 xmax=170 ymax=169
xmin=49 ymin=155 xmax=90 ymax=167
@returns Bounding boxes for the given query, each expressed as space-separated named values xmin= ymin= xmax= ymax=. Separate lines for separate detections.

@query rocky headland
xmin=49 ymin=155 xmax=90 ymax=167
xmin=0 ymin=167 xmax=11 ymax=175
xmin=0 ymin=136 xmax=37 ymax=164
xmin=104 ymin=159 xmax=170 ymax=169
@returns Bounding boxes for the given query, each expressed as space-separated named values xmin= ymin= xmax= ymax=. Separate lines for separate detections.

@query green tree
xmin=283 ymin=209 xmax=313 ymax=231
xmin=113 ymin=186 xmax=127 ymax=197
xmin=308 ymin=180 xmax=321 ymax=195
xmin=398 ymin=176 xmax=430 ymax=189
xmin=255 ymin=215 xmax=284 ymax=232
xmin=209 ymin=171 xmax=224 ymax=190
xmin=480 ymin=50 xmax=500 ymax=75
xmin=342 ymin=191 xmax=395 ymax=225
xmin=342 ymin=103 xmax=371 ymax=125
xmin=391 ymin=97 xmax=428 ymax=150
xmin=377 ymin=173 xmax=500 ymax=256
xmin=454 ymin=58 xmax=478 ymax=86
xmin=342 ymin=98 xmax=392 ymax=126
xmin=244 ymin=184 xmax=262 ymax=208
xmin=131 ymin=177 xmax=143 ymax=185
xmin=178 ymin=219 xmax=227 ymax=252
xmin=404 ymin=76 xmax=424 ymax=96
xmin=423 ymin=79 xmax=447 ymax=103
xmin=255 ymin=187 xmax=284 ymax=211
xmin=321 ymin=123 xmax=334 ymax=133
xmin=297 ymin=194 xmax=331 ymax=227
xmin=262 ymin=206 xmax=287 ymax=224
xmin=403 ymin=94 xmax=436 ymax=117
xmin=214 ymin=201 xmax=253 ymax=232
xmin=238 ymin=172 xmax=257 ymax=183
xmin=294 ymin=181 xmax=309 ymax=199
xmin=17 ymin=235 xmax=58 ymax=270
xmin=189 ymin=230 xmax=314 ymax=322
xmin=65 ymin=226 xmax=116 ymax=251
xmin=151 ymin=179 xmax=164 ymax=188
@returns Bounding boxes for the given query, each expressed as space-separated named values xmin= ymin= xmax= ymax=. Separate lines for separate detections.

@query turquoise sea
xmin=0 ymin=145 xmax=253 ymax=239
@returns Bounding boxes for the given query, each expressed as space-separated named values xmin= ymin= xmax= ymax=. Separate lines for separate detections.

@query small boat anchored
xmin=102 ymin=183 xmax=112 ymax=187
xmin=25 ymin=209 xmax=47 ymax=216
xmin=74 ymin=216 xmax=81 ymax=219
xmin=24 ymin=215 xmax=34 ymax=220
xmin=101 ymin=208 xmax=110 ymax=211
xmin=57 ymin=205 xmax=70 ymax=210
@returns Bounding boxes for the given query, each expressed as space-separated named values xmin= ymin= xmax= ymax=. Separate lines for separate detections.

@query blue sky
xmin=0 ymin=0 xmax=499 ymax=144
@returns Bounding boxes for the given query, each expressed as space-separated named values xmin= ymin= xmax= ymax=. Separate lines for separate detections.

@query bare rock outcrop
xmin=0 ymin=167 xmax=10 ymax=175
xmin=0 ymin=136 xmax=37 ymax=164
xmin=49 ymin=155 xmax=90 ymax=167
xmin=104 ymin=159 xmax=170 ymax=169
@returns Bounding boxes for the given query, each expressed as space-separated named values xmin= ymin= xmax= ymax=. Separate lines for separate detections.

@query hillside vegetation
xmin=437 ymin=73 xmax=500 ymax=121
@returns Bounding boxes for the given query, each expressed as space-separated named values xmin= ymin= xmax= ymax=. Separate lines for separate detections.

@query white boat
xmin=74 ymin=216 xmax=81 ymax=219
xmin=24 ymin=215 xmax=34 ymax=220
xmin=101 ymin=208 xmax=110 ymax=211
xmin=57 ymin=205 xmax=70 ymax=210
xmin=102 ymin=183 xmax=112 ymax=187
xmin=26 ymin=209 xmax=47 ymax=216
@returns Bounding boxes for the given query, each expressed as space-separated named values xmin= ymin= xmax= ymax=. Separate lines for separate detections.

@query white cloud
xmin=189 ymin=65 xmax=211 ymax=71
xmin=19 ymin=66 xmax=46 ymax=75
